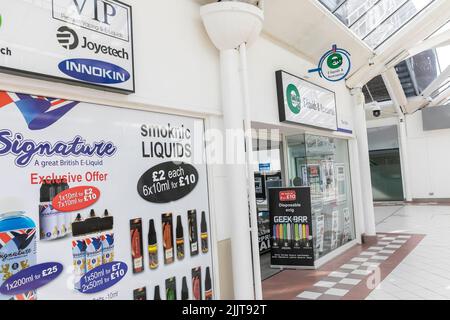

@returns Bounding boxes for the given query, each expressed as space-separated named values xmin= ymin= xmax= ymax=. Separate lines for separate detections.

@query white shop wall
xmin=406 ymin=111 xmax=450 ymax=199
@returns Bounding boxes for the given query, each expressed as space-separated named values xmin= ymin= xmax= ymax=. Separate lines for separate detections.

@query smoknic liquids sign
xmin=276 ymin=70 xmax=337 ymax=131
xmin=0 ymin=0 xmax=134 ymax=94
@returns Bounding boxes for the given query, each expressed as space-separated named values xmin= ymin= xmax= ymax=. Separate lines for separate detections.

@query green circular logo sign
xmin=327 ymin=53 xmax=343 ymax=69
xmin=286 ymin=84 xmax=301 ymax=114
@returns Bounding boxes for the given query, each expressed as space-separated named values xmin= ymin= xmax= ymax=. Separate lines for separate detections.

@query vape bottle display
xmin=188 ymin=210 xmax=199 ymax=256
xmin=154 ymin=285 xmax=161 ymax=300
xmin=205 ymin=267 xmax=213 ymax=300
xmin=133 ymin=287 xmax=147 ymax=300
xmin=200 ymin=211 xmax=208 ymax=254
xmin=39 ymin=183 xmax=58 ymax=241
xmin=192 ymin=267 xmax=202 ymax=300
xmin=165 ymin=277 xmax=177 ymax=300
xmin=176 ymin=215 xmax=184 ymax=260
xmin=148 ymin=219 xmax=158 ymax=270
xmin=181 ymin=276 xmax=189 ymax=300
xmin=0 ymin=212 xmax=37 ymax=301
xmin=130 ymin=218 xmax=144 ymax=273
xmin=162 ymin=213 xmax=174 ymax=265
xmin=72 ymin=239 xmax=86 ymax=289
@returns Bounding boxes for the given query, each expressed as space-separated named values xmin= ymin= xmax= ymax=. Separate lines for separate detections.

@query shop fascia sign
xmin=308 ymin=45 xmax=351 ymax=82
xmin=0 ymin=0 xmax=134 ymax=94
xmin=276 ymin=70 xmax=337 ymax=131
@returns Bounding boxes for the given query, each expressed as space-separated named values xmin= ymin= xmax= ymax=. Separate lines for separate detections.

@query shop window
xmin=286 ymin=134 xmax=356 ymax=260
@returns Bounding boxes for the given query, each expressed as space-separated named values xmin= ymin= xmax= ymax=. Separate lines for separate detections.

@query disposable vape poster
xmin=0 ymin=91 xmax=214 ymax=300
xmin=321 ymin=160 xmax=336 ymax=202
xmin=269 ymin=187 xmax=314 ymax=268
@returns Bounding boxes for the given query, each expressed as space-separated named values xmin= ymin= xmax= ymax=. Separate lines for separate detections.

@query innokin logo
xmin=58 ymin=59 xmax=130 ymax=84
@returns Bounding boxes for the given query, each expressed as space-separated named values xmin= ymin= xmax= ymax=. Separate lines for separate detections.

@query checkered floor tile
xmin=296 ymin=234 xmax=412 ymax=300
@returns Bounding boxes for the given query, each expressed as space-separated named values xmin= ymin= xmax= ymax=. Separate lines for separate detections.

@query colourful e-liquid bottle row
xmin=132 ymin=266 xmax=213 ymax=300
xmin=131 ymin=210 xmax=210 ymax=273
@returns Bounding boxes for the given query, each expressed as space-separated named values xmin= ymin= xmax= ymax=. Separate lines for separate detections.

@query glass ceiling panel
xmin=318 ymin=0 xmax=436 ymax=49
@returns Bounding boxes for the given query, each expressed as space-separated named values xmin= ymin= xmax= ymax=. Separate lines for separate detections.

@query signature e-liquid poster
xmin=0 ymin=91 xmax=214 ymax=300
xmin=269 ymin=187 xmax=314 ymax=268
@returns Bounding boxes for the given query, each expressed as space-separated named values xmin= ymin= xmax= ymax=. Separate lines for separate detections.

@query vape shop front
xmin=0 ymin=0 xmax=217 ymax=301
xmin=255 ymin=70 xmax=358 ymax=279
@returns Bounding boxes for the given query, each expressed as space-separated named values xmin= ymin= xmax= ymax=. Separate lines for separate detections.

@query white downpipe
xmin=220 ymin=49 xmax=255 ymax=300
xmin=352 ymin=88 xmax=377 ymax=236
xmin=239 ymin=42 xmax=263 ymax=300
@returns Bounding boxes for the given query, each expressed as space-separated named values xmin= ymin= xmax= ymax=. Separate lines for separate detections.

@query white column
xmin=351 ymin=88 xmax=377 ymax=236
xmin=220 ymin=49 xmax=255 ymax=299
xmin=398 ymin=117 xmax=412 ymax=201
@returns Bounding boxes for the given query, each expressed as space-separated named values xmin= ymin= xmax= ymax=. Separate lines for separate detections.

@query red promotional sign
xmin=279 ymin=190 xmax=297 ymax=202
xmin=52 ymin=186 xmax=100 ymax=212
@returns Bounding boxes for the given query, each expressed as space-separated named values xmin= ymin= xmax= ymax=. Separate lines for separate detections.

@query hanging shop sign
xmin=308 ymin=44 xmax=351 ymax=82
xmin=276 ymin=70 xmax=337 ymax=131
xmin=0 ymin=0 xmax=134 ymax=94
xmin=269 ymin=187 xmax=314 ymax=268
xmin=0 ymin=91 xmax=214 ymax=300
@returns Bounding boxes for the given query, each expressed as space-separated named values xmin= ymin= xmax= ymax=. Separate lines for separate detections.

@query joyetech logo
xmin=57 ymin=26 xmax=79 ymax=50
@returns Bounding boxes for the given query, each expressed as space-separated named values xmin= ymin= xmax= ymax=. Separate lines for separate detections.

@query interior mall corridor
xmin=367 ymin=204 xmax=450 ymax=300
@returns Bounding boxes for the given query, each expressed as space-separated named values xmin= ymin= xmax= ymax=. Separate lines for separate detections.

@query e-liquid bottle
xmin=56 ymin=183 xmax=66 ymax=237
xmin=181 ymin=276 xmax=189 ymax=300
xmin=200 ymin=211 xmax=208 ymax=254
xmin=130 ymin=218 xmax=144 ymax=273
xmin=154 ymin=285 xmax=161 ymax=300
xmin=39 ymin=183 xmax=57 ymax=241
xmin=205 ymin=267 xmax=213 ymax=300
xmin=162 ymin=213 xmax=174 ymax=265
xmin=188 ymin=210 xmax=199 ymax=256
xmin=0 ymin=212 xmax=37 ymax=300
xmin=148 ymin=219 xmax=158 ymax=270
xmin=176 ymin=216 xmax=184 ymax=260
xmin=165 ymin=277 xmax=177 ymax=300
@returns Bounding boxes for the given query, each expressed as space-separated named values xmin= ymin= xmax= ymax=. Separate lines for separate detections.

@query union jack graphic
xmin=0 ymin=229 xmax=36 ymax=250
xmin=0 ymin=91 xmax=79 ymax=130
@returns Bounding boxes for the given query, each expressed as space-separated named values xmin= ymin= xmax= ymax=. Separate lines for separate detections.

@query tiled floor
xmin=367 ymin=204 xmax=450 ymax=300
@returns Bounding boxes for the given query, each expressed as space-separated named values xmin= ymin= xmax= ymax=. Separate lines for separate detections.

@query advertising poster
xmin=269 ymin=187 xmax=314 ymax=268
xmin=0 ymin=91 xmax=214 ymax=300
xmin=0 ymin=0 xmax=134 ymax=93
xmin=321 ymin=160 xmax=336 ymax=202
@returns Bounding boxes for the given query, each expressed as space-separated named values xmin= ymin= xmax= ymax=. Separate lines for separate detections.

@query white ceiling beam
xmin=407 ymin=31 xmax=450 ymax=58
xmin=347 ymin=0 xmax=450 ymax=88
xmin=382 ymin=68 xmax=408 ymax=116
xmin=430 ymin=86 xmax=450 ymax=107
xmin=421 ymin=65 xmax=450 ymax=97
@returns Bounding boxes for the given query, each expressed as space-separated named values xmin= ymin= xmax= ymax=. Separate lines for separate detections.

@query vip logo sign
xmin=52 ymin=0 xmax=131 ymax=42
xmin=308 ymin=45 xmax=351 ymax=82
xmin=0 ymin=0 xmax=134 ymax=93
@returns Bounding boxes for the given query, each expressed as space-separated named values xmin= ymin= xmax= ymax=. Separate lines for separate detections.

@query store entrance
xmin=252 ymin=135 xmax=284 ymax=280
